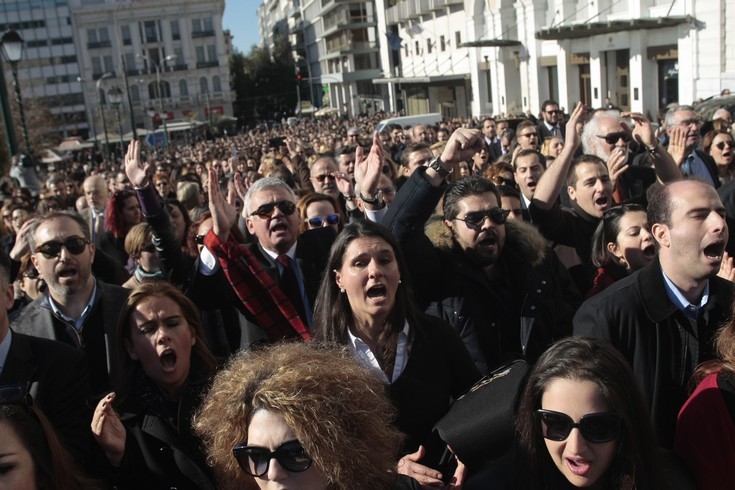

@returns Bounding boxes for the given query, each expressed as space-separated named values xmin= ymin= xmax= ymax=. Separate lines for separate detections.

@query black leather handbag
xmin=433 ymin=359 xmax=530 ymax=465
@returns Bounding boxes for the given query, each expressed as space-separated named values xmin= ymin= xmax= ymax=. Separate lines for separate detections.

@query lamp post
xmin=138 ymin=53 xmax=176 ymax=151
xmin=1 ymin=29 xmax=31 ymax=156
xmin=107 ymin=85 xmax=124 ymax=157
xmin=96 ymin=72 xmax=113 ymax=161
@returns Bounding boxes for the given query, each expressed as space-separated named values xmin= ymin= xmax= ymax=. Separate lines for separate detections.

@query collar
xmin=347 ymin=321 xmax=410 ymax=384
xmin=0 ymin=329 xmax=12 ymax=378
xmin=261 ymin=241 xmax=297 ymax=262
xmin=544 ymin=121 xmax=557 ymax=131
xmin=91 ymin=209 xmax=105 ymax=219
xmin=48 ymin=279 xmax=98 ymax=331
xmin=661 ymin=270 xmax=709 ymax=319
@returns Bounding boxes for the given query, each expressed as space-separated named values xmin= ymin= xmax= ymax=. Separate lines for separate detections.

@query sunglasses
xmin=35 ymin=236 xmax=88 ymax=259
xmin=596 ymin=132 xmax=632 ymax=145
xmin=22 ymin=268 xmax=40 ymax=279
xmin=535 ymin=409 xmax=621 ymax=443
xmin=232 ymin=440 xmax=312 ymax=477
xmin=455 ymin=208 xmax=510 ymax=229
xmin=519 ymin=132 xmax=538 ymax=139
xmin=312 ymin=174 xmax=336 ymax=183
xmin=195 ymin=234 xmax=206 ymax=245
xmin=546 ymin=110 xmax=560 ymax=115
xmin=250 ymin=200 xmax=296 ymax=218
xmin=716 ymin=141 xmax=735 ymax=151
xmin=382 ymin=165 xmax=392 ymax=174
xmin=306 ymin=214 xmax=340 ymax=227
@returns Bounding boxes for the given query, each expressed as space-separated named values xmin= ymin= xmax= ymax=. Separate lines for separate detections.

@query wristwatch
xmin=358 ymin=189 xmax=383 ymax=205
xmin=427 ymin=156 xmax=452 ymax=178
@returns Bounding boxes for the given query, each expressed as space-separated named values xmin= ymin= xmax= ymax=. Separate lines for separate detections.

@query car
xmin=694 ymin=95 xmax=735 ymax=122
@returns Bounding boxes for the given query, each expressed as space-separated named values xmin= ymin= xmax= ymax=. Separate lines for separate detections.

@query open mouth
xmin=704 ymin=242 xmax=725 ymax=260
xmin=57 ymin=267 xmax=77 ymax=278
xmin=595 ymin=196 xmax=609 ymax=207
xmin=366 ymin=284 xmax=387 ymax=299
xmin=160 ymin=348 xmax=177 ymax=370
xmin=642 ymin=244 xmax=656 ymax=258
xmin=478 ymin=235 xmax=498 ymax=247
xmin=565 ymin=457 xmax=591 ymax=476
xmin=270 ymin=222 xmax=288 ymax=233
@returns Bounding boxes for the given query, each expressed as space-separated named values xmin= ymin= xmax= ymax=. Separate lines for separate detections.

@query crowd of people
xmin=1 ymin=95 xmax=735 ymax=489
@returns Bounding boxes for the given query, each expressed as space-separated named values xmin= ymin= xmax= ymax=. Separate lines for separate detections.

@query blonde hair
xmin=193 ymin=342 xmax=404 ymax=490
xmin=124 ymin=222 xmax=152 ymax=258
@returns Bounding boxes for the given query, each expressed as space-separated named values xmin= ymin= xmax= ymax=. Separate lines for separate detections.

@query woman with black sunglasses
xmin=702 ymin=130 xmax=735 ymax=185
xmin=194 ymin=341 xmax=419 ymax=489
xmin=505 ymin=337 xmax=674 ymax=489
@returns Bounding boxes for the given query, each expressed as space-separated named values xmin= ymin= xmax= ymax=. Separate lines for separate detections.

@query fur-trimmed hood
xmin=424 ymin=215 xmax=549 ymax=268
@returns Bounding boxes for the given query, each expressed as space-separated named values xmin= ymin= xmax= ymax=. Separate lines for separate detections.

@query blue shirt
xmin=661 ymin=270 xmax=710 ymax=320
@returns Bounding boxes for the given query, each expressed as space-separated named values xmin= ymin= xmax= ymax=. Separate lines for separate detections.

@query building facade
xmin=259 ymin=0 xmax=734 ymax=119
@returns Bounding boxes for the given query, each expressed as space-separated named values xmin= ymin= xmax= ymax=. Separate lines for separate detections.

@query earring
xmin=398 ymin=279 xmax=402 ymax=285
xmin=339 ymin=287 xmax=345 ymax=293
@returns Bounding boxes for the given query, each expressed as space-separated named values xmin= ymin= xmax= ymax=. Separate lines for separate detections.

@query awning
xmin=536 ymin=16 xmax=693 ymax=40
xmin=460 ymin=39 xmax=522 ymax=48
xmin=373 ymin=74 xmax=470 ymax=85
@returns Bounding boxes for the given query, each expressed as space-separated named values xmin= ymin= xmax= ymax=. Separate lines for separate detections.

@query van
xmin=375 ymin=113 xmax=443 ymax=133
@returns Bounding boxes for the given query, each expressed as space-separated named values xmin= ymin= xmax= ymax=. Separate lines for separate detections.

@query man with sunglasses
xmin=664 ymin=104 xmax=718 ymax=188
xmin=11 ymin=211 xmax=129 ymax=394
xmin=536 ymin=100 xmax=565 ymax=141
xmin=384 ymin=129 xmax=580 ymax=373
xmin=0 ymin=249 xmax=92 ymax=463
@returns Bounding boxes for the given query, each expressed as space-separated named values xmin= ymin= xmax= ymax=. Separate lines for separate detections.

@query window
xmin=196 ymin=46 xmax=205 ymax=63
xmin=415 ymin=40 xmax=419 ymax=55
xmin=212 ymin=75 xmax=221 ymax=93
xmin=144 ymin=20 xmax=157 ymax=43
xmin=87 ymin=28 xmax=97 ymax=44
xmin=131 ymin=85 xmax=140 ymax=102
xmin=427 ymin=39 xmax=432 ymax=54
xmin=440 ymin=35 xmax=446 ymax=52
xmin=203 ymin=17 xmax=213 ymax=32
xmin=455 ymin=31 xmax=461 ymax=46
xmin=103 ymin=55 xmax=114 ymax=73
xmin=174 ymin=48 xmax=184 ymax=66
xmin=91 ymin=57 xmax=102 ymax=75
xmin=99 ymin=27 xmax=109 ymax=43
xmin=121 ymin=25 xmax=131 ymax=45
xmin=124 ymin=52 xmax=136 ymax=72
xmin=200 ymin=77 xmax=209 ymax=94
xmin=179 ymin=79 xmax=188 ymax=97
xmin=192 ymin=18 xmax=202 ymax=34
xmin=170 ymin=20 xmax=180 ymax=41
xmin=207 ymin=45 xmax=216 ymax=61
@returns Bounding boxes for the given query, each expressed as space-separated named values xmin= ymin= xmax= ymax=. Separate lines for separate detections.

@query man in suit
xmin=206 ymin=175 xmax=335 ymax=346
xmin=665 ymin=104 xmax=719 ymax=188
xmin=80 ymin=175 xmax=108 ymax=247
xmin=10 ymin=211 xmax=129 ymax=394
xmin=513 ymin=149 xmax=546 ymax=222
xmin=480 ymin=117 xmax=503 ymax=161
xmin=536 ymin=100 xmax=565 ymax=141
xmin=0 ymin=249 xmax=92 ymax=461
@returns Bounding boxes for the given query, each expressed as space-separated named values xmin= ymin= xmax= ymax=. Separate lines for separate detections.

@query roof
xmin=536 ymin=16 xmax=693 ymax=40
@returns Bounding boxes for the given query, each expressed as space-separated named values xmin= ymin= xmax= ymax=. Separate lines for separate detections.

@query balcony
xmin=92 ymin=71 xmax=116 ymax=80
xmin=171 ymin=64 xmax=189 ymax=71
xmin=196 ymin=61 xmax=219 ymax=69
xmin=87 ymin=40 xmax=111 ymax=49
xmin=385 ymin=0 xmax=422 ymax=24
xmin=126 ymin=68 xmax=141 ymax=76
xmin=192 ymin=30 xmax=215 ymax=38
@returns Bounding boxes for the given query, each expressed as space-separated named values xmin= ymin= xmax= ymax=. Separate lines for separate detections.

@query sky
xmin=223 ymin=1 xmax=263 ymax=54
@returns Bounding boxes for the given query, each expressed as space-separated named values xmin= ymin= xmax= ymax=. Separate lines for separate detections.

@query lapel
xmin=0 ymin=332 xmax=37 ymax=386
xmin=638 ymin=259 xmax=686 ymax=323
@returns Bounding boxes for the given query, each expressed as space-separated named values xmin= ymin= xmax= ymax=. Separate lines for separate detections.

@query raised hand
xmin=91 ymin=392 xmax=126 ymax=467
xmin=667 ymin=126 xmax=689 ymax=167
xmin=354 ymin=131 xmax=384 ymax=197
xmin=440 ymin=129 xmax=484 ymax=165
xmin=718 ymin=251 xmax=735 ymax=282
xmin=621 ymin=112 xmax=656 ymax=149
xmin=563 ymin=102 xmax=585 ymax=153
xmin=207 ymin=168 xmax=238 ymax=242
xmin=606 ymin=146 xmax=630 ymax=187
xmin=124 ymin=140 xmax=152 ymax=188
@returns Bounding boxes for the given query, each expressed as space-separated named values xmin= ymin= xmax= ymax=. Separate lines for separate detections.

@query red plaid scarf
xmin=204 ymin=231 xmax=311 ymax=342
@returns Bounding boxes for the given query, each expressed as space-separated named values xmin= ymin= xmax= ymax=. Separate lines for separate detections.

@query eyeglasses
xmin=677 ymin=119 xmax=702 ymax=128
xmin=232 ymin=440 xmax=312 ymax=477
xmin=312 ymin=174 xmax=336 ymax=183
xmin=250 ymin=200 xmax=297 ymax=218
xmin=716 ymin=141 xmax=735 ymax=151
xmin=496 ymin=176 xmax=515 ymax=186
xmin=35 ymin=236 xmax=88 ymax=259
xmin=596 ymin=132 xmax=632 ymax=145
xmin=0 ymin=385 xmax=32 ymax=407
xmin=455 ymin=208 xmax=510 ymax=229
xmin=535 ymin=409 xmax=621 ymax=443
xmin=382 ymin=165 xmax=392 ymax=174
xmin=306 ymin=214 xmax=340 ymax=227
xmin=546 ymin=110 xmax=560 ymax=115
xmin=519 ymin=132 xmax=538 ymax=139
xmin=22 ymin=268 xmax=40 ymax=279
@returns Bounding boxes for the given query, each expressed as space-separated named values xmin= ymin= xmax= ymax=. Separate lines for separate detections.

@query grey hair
xmin=581 ymin=110 xmax=622 ymax=158
xmin=664 ymin=104 xmax=695 ymax=128
xmin=243 ymin=177 xmax=297 ymax=216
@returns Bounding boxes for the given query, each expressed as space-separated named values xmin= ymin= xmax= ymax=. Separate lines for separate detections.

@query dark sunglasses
xmin=35 ymin=236 xmax=88 ymax=259
xmin=546 ymin=109 xmax=560 ymax=115
xmin=22 ymin=268 xmax=40 ymax=279
xmin=306 ymin=214 xmax=340 ymax=227
xmin=232 ymin=440 xmax=312 ymax=477
xmin=496 ymin=176 xmax=515 ymax=186
xmin=0 ymin=385 xmax=32 ymax=407
xmin=195 ymin=234 xmax=206 ymax=245
xmin=313 ymin=174 xmax=336 ymax=183
xmin=250 ymin=200 xmax=296 ymax=218
xmin=716 ymin=141 xmax=735 ymax=151
xmin=535 ymin=409 xmax=621 ymax=443
xmin=597 ymin=132 xmax=632 ymax=145
xmin=455 ymin=208 xmax=510 ymax=229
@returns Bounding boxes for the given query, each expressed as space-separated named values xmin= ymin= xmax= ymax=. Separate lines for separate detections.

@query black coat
xmin=573 ymin=258 xmax=735 ymax=449
xmin=384 ymin=168 xmax=580 ymax=373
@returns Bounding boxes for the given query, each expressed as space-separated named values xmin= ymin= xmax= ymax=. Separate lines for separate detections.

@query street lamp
xmin=1 ymin=29 xmax=31 ymax=156
xmin=138 ymin=53 xmax=176 ymax=150
xmin=107 ymin=85 xmax=124 ymax=157
xmin=96 ymin=72 xmax=114 ymax=161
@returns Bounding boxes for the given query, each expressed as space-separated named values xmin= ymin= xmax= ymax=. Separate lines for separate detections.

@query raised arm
xmin=623 ymin=112 xmax=682 ymax=184
xmin=532 ymin=102 xmax=585 ymax=209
